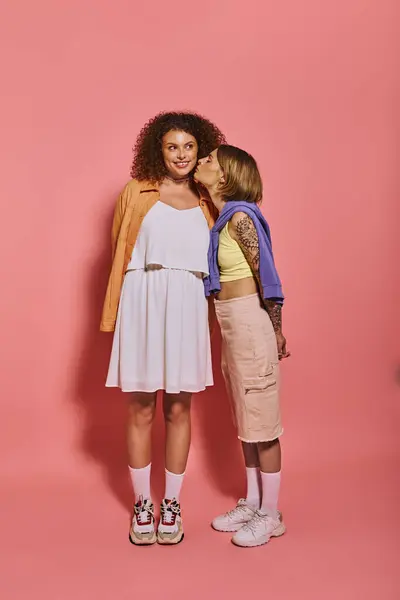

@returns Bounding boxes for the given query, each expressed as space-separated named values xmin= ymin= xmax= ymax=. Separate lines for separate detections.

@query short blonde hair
xmin=217 ymin=144 xmax=263 ymax=204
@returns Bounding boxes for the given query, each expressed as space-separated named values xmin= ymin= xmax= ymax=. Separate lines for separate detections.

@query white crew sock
xmin=260 ymin=470 xmax=281 ymax=519
xmin=128 ymin=463 xmax=151 ymax=503
xmin=164 ymin=469 xmax=185 ymax=501
xmin=245 ymin=467 xmax=261 ymax=509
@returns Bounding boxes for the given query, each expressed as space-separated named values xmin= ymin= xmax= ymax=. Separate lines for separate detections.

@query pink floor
xmin=3 ymin=463 xmax=399 ymax=599
xmin=2 ymin=386 xmax=399 ymax=600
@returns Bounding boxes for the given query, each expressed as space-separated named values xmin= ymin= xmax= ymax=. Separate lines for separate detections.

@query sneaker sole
xmin=231 ymin=522 xmax=286 ymax=548
xmin=129 ymin=531 xmax=157 ymax=546
xmin=157 ymin=532 xmax=184 ymax=545
xmin=212 ymin=522 xmax=247 ymax=532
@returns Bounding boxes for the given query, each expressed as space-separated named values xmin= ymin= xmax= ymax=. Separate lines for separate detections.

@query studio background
xmin=0 ymin=1 xmax=399 ymax=599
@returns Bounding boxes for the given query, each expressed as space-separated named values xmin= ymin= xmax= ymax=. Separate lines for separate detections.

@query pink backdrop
xmin=1 ymin=1 xmax=399 ymax=599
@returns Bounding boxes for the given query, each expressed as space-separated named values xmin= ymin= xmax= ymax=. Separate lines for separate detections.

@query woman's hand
xmin=276 ymin=332 xmax=291 ymax=360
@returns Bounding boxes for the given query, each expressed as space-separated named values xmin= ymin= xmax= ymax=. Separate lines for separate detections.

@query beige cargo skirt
xmin=214 ymin=293 xmax=283 ymax=443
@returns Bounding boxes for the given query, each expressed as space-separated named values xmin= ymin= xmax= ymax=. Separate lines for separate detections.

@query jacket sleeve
xmin=259 ymin=226 xmax=284 ymax=304
xmin=111 ymin=184 xmax=130 ymax=258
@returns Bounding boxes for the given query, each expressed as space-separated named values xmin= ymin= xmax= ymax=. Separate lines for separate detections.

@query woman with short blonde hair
xmin=195 ymin=144 xmax=290 ymax=548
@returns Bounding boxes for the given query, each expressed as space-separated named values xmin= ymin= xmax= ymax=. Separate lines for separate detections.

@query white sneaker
xmin=157 ymin=499 xmax=184 ymax=545
xmin=231 ymin=510 xmax=286 ymax=547
xmin=129 ymin=497 xmax=156 ymax=545
xmin=212 ymin=499 xmax=257 ymax=532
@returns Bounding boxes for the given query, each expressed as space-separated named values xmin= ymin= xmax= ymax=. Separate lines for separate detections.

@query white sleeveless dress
xmin=106 ymin=201 xmax=213 ymax=394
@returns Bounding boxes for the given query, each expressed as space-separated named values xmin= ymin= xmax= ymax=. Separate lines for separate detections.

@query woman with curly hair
xmin=101 ymin=112 xmax=226 ymax=546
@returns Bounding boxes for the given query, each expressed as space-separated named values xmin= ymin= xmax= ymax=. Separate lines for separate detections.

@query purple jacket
xmin=204 ymin=201 xmax=284 ymax=304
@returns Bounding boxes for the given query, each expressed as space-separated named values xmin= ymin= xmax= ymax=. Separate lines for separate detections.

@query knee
xmin=164 ymin=398 xmax=191 ymax=425
xmin=128 ymin=396 xmax=156 ymax=428
xmin=258 ymin=438 xmax=280 ymax=452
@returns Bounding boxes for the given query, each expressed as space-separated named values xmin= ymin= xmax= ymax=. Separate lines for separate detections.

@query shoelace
xmin=225 ymin=502 xmax=249 ymax=520
xmin=135 ymin=500 xmax=154 ymax=524
xmin=242 ymin=511 xmax=276 ymax=534
xmin=161 ymin=501 xmax=180 ymax=525
xmin=242 ymin=512 xmax=264 ymax=532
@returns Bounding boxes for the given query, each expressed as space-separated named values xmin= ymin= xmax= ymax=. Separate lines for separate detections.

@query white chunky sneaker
xmin=129 ymin=497 xmax=156 ymax=545
xmin=231 ymin=510 xmax=286 ymax=547
xmin=212 ymin=499 xmax=257 ymax=532
xmin=157 ymin=499 xmax=184 ymax=545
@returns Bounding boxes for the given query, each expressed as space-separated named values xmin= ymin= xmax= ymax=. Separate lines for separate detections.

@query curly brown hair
xmin=130 ymin=111 xmax=226 ymax=182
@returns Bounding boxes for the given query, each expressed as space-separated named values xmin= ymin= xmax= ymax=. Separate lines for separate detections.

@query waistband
xmin=126 ymin=266 xmax=205 ymax=278
xmin=214 ymin=293 xmax=259 ymax=305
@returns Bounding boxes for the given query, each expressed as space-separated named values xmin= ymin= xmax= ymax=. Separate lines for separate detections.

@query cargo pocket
xmin=243 ymin=364 xmax=279 ymax=433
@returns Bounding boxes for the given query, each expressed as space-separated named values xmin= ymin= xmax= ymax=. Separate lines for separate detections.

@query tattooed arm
xmin=230 ymin=212 xmax=289 ymax=359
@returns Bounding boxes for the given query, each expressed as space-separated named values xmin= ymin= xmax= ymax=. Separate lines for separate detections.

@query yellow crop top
xmin=218 ymin=222 xmax=253 ymax=282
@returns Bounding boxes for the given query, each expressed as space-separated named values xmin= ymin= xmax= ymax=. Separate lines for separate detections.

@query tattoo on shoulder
xmin=235 ymin=215 xmax=260 ymax=271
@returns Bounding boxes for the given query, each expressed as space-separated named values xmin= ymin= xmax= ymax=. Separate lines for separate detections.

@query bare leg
xmin=257 ymin=439 xmax=281 ymax=473
xmin=127 ymin=392 xmax=158 ymax=545
xmin=156 ymin=392 xmax=191 ymax=544
xmin=241 ymin=441 xmax=260 ymax=468
xmin=127 ymin=392 xmax=157 ymax=468
xmin=163 ymin=392 xmax=192 ymax=474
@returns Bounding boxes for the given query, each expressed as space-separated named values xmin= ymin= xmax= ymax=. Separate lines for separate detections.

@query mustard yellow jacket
xmin=100 ymin=179 xmax=216 ymax=332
